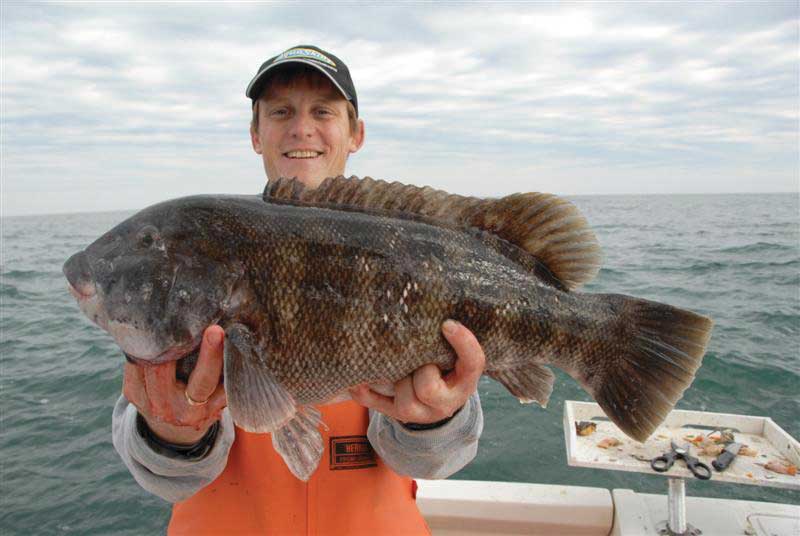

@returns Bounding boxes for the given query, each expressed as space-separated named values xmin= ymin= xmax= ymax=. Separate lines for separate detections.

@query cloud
xmin=1 ymin=2 xmax=798 ymax=216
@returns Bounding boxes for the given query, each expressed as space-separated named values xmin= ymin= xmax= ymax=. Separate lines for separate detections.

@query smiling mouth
xmin=284 ymin=150 xmax=322 ymax=159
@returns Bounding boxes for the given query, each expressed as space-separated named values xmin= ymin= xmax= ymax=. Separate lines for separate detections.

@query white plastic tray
xmin=564 ymin=401 xmax=800 ymax=490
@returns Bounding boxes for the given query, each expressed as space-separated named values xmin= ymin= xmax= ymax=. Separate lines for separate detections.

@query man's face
xmin=251 ymin=78 xmax=364 ymax=189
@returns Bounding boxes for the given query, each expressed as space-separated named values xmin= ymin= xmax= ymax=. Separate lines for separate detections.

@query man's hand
xmin=349 ymin=320 xmax=486 ymax=425
xmin=122 ymin=325 xmax=228 ymax=445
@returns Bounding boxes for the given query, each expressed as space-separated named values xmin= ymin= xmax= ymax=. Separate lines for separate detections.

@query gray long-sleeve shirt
xmin=112 ymin=393 xmax=483 ymax=503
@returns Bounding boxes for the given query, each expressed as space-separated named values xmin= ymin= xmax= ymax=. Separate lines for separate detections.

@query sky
xmin=1 ymin=2 xmax=798 ymax=216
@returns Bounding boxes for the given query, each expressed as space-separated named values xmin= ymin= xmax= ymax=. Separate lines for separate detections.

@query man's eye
xmin=270 ymin=109 xmax=288 ymax=117
xmin=315 ymin=109 xmax=333 ymax=117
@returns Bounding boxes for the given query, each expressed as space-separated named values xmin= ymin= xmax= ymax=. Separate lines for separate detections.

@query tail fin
xmin=576 ymin=295 xmax=713 ymax=442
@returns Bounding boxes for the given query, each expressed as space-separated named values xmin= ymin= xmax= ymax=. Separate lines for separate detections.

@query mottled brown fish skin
xmin=155 ymin=197 xmax=661 ymax=410
xmin=182 ymin=194 xmax=555 ymax=404
xmin=65 ymin=183 xmax=712 ymax=445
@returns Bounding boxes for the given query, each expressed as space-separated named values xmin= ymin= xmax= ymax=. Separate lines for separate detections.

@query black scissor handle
xmin=651 ymin=455 xmax=674 ymax=472
xmin=686 ymin=459 xmax=712 ymax=480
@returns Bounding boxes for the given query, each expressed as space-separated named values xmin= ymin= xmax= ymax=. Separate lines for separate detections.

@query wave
xmin=0 ymin=283 xmax=39 ymax=300
xmin=643 ymin=245 xmax=684 ymax=253
xmin=591 ymin=224 xmax=628 ymax=230
xmin=653 ymin=258 xmax=800 ymax=275
xmin=716 ymin=242 xmax=796 ymax=254
xmin=596 ymin=267 xmax=627 ymax=278
xmin=1 ymin=269 xmax=50 ymax=281
xmin=744 ymin=310 xmax=800 ymax=333
xmin=704 ymin=348 xmax=800 ymax=379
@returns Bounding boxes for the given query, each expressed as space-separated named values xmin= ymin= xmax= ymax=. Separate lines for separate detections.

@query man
xmin=112 ymin=45 xmax=486 ymax=535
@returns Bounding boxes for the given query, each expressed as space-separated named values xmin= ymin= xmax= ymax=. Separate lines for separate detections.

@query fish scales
xmin=222 ymin=197 xmax=548 ymax=404
xmin=63 ymin=175 xmax=713 ymax=481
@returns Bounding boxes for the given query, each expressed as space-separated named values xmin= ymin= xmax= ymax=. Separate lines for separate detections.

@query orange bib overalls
xmin=168 ymin=401 xmax=430 ymax=535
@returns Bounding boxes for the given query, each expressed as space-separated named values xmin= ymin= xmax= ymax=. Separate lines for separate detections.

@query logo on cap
xmin=276 ymin=48 xmax=337 ymax=71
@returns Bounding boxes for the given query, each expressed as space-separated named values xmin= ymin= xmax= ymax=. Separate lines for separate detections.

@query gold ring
xmin=184 ymin=389 xmax=210 ymax=406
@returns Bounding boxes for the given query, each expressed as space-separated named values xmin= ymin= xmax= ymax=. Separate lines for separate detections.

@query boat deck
xmin=416 ymin=479 xmax=800 ymax=536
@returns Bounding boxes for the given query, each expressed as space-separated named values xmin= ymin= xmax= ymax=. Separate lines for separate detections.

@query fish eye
xmin=137 ymin=225 xmax=160 ymax=248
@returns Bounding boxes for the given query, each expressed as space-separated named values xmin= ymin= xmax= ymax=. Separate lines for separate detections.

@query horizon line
xmin=2 ymin=190 xmax=798 ymax=219
xmin=6 ymin=190 xmax=800 ymax=220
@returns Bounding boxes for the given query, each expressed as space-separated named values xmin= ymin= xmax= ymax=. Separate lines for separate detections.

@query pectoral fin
xmin=223 ymin=323 xmax=295 ymax=433
xmin=272 ymin=406 xmax=324 ymax=481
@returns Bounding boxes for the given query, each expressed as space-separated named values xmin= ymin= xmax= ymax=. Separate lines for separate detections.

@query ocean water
xmin=1 ymin=193 xmax=798 ymax=534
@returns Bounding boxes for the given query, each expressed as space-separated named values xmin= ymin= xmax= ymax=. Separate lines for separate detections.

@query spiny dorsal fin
xmin=264 ymin=176 xmax=601 ymax=290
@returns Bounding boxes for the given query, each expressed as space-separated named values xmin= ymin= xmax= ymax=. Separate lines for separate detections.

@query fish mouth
xmin=122 ymin=340 xmax=202 ymax=366
xmin=63 ymin=251 xmax=97 ymax=299
xmin=67 ymin=283 xmax=95 ymax=301
xmin=124 ymin=352 xmax=151 ymax=366
xmin=64 ymin=272 xmax=97 ymax=303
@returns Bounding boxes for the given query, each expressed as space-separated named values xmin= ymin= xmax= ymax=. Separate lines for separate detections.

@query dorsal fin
xmin=263 ymin=176 xmax=601 ymax=290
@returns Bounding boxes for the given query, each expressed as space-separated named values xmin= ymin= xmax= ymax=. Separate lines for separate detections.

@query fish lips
xmin=64 ymin=254 xmax=109 ymax=331
xmin=117 ymin=329 xmax=203 ymax=365
xmin=63 ymin=251 xmax=98 ymax=299
xmin=123 ymin=346 xmax=196 ymax=366
xmin=111 ymin=327 xmax=198 ymax=365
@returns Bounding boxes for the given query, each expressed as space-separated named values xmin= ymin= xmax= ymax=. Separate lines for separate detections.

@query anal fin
xmin=488 ymin=364 xmax=555 ymax=407
xmin=223 ymin=323 xmax=296 ymax=433
xmin=272 ymin=406 xmax=324 ymax=481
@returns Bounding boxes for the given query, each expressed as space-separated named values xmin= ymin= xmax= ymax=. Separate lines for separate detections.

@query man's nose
xmin=288 ymin=112 xmax=315 ymax=138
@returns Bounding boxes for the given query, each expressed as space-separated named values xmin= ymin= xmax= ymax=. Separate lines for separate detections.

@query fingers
xmin=186 ymin=326 xmax=224 ymax=404
xmin=394 ymin=374 xmax=430 ymax=423
xmin=122 ymin=325 xmax=228 ymax=443
xmin=143 ymin=361 xmax=178 ymax=421
xmin=393 ymin=320 xmax=486 ymax=424
xmin=350 ymin=373 xmax=444 ymax=424
xmin=205 ymin=384 xmax=228 ymax=418
xmin=122 ymin=362 xmax=147 ymax=408
xmin=405 ymin=364 xmax=459 ymax=423
xmin=349 ymin=321 xmax=486 ymax=425
xmin=411 ymin=364 xmax=446 ymax=407
xmin=349 ymin=384 xmax=395 ymax=415
xmin=441 ymin=320 xmax=485 ymax=394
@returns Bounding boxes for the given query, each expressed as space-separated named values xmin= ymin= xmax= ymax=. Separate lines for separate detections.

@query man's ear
xmin=349 ymin=119 xmax=365 ymax=154
xmin=251 ymin=102 xmax=263 ymax=155
xmin=251 ymin=125 xmax=263 ymax=155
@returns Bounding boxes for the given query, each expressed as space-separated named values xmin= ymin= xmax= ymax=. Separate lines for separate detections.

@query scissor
xmin=650 ymin=441 xmax=712 ymax=480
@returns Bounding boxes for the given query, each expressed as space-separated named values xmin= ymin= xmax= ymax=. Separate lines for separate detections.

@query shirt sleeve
xmin=367 ymin=391 xmax=483 ymax=479
xmin=111 ymin=394 xmax=235 ymax=503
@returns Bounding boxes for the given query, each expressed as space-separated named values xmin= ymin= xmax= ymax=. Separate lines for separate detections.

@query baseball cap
xmin=246 ymin=45 xmax=358 ymax=116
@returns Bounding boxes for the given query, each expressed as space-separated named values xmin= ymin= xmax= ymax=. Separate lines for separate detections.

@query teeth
xmin=286 ymin=150 xmax=321 ymax=158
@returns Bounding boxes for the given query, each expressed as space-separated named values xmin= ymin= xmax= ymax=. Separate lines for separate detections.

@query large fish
xmin=63 ymin=176 xmax=713 ymax=480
